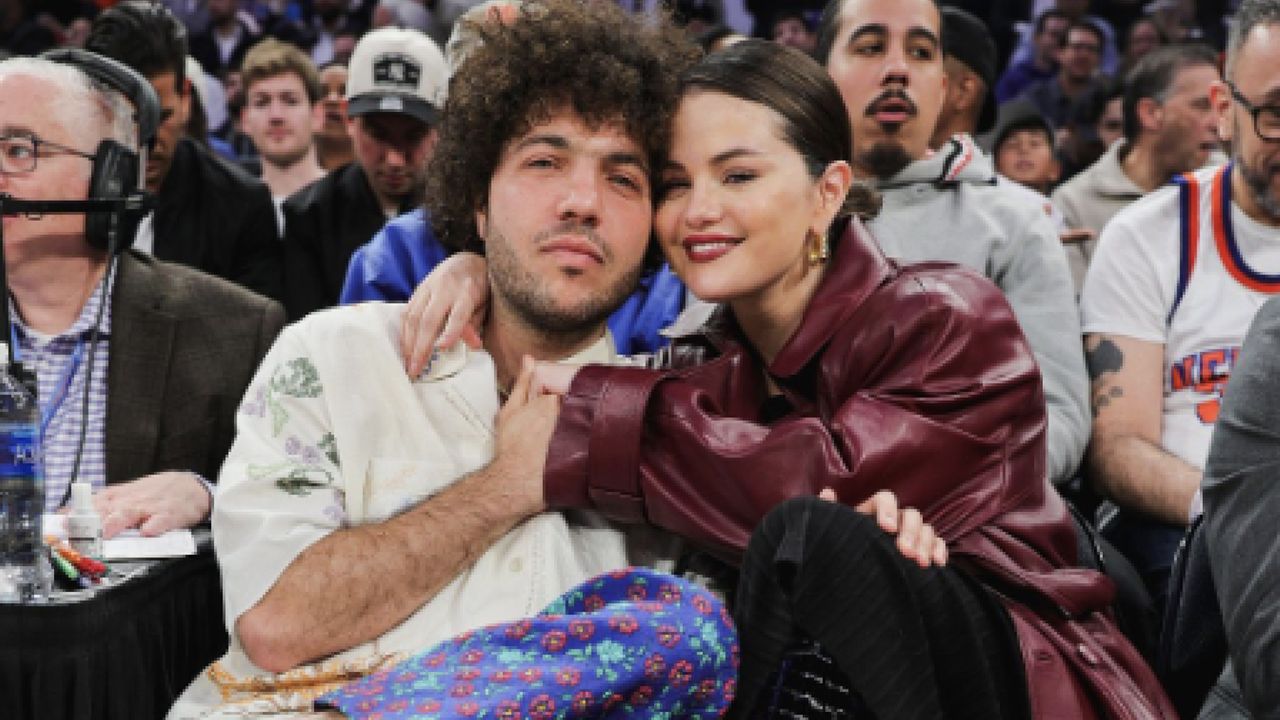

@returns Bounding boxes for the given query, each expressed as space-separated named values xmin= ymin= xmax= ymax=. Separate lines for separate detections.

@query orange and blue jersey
xmin=1162 ymin=162 xmax=1280 ymax=464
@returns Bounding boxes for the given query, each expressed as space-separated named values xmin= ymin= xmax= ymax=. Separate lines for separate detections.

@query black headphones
xmin=24 ymin=48 xmax=162 ymax=252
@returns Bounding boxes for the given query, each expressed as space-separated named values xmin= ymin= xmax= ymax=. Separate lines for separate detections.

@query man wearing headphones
xmin=85 ymin=0 xmax=283 ymax=302
xmin=0 ymin=52 xmax=284 ymax=536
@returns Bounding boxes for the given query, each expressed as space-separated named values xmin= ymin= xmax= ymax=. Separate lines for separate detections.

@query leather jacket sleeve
xmin=545 ymin=268 xmax=1048 ymax=561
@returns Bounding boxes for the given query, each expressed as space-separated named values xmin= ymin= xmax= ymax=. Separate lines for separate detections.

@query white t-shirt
xmin=1081 ymin=164 xmax=1280 ymax=469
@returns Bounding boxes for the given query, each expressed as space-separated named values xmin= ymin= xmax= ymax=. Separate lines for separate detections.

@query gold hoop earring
xmin=807 ymin=228 xmax=829 ymax=264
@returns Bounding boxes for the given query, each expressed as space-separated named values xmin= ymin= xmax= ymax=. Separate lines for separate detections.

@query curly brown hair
xmin=425 ymin=0 xmax=700 ymax=257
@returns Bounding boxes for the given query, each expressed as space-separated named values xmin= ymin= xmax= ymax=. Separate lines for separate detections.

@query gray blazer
xmin=105 ymin=250 xmax=286 ymax=486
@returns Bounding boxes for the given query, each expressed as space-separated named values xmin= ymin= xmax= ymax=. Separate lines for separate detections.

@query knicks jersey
xmin=1160 ymin=163 xmax=1280 ymax=467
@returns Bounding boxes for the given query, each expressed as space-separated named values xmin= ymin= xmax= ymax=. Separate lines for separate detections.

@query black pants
xmin=731 ymin=497 xmax=1031 ymax=720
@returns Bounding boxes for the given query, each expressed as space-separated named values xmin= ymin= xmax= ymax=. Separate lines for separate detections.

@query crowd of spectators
xmin=4 ymin=0 xmax=1280 ymax=717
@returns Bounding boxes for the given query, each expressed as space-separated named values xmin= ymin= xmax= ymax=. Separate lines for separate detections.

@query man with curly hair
xmin=167 ymin=2 xmax=701 ymax=716
xmin=340 ymin=0 xmax=689 ymax=356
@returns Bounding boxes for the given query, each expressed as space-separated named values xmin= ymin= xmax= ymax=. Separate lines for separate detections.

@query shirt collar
xmin=10 ymin=263 xmax=117 ymax=347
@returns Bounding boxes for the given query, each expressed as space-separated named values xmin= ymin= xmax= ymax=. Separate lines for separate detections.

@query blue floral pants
xmin=317 ymin=568 xmax=738 ymax=718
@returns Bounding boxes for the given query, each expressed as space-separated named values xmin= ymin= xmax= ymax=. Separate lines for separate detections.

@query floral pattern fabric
xmin=317 ymin=568 xmax=738 ymax=719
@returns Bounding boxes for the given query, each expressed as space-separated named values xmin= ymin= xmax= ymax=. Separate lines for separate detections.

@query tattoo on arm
xmin=1085 ymin=337 xmax=1126 ymax=415
xmin=1085 ymin=337 xmax=1124 ymax=381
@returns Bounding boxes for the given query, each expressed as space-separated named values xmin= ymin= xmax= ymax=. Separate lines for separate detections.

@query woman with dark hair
xmin=406 ymin=39 xmax=1175 ymax=719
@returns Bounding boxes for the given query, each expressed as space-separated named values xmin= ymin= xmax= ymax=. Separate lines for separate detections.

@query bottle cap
xmin=71 ymin=481 xmax=95 ymax=513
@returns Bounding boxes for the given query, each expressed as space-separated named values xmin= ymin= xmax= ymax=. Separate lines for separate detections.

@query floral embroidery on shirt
xmin=264 ymin=357 xmax=323 ymax=435
xmin=247 ymin=461 xmax=335 ymax=497
xmin=318 ymin=432 xmax=340 ymax=467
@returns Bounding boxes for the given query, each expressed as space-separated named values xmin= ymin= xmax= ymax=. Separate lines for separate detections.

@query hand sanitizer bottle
xmin=67 ymin=481 xmax=103 ymax=560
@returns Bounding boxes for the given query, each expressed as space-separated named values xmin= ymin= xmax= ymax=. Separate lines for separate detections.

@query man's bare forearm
xmin=236 ymin=458 xmax=535 ymax=673
xmin=1087 ymin=434 xmax=1201 ymax=525
xmin=1084 ymin=333 xmax=1200 ymax=525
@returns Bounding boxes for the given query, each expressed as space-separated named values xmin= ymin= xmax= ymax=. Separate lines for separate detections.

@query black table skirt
xmin=0 ymin=545 xmax=228 ymax=720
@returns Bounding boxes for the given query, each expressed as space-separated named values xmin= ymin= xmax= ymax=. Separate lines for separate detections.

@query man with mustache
xmin=1081 ymin=0 xmax=1280 ymax=614
xmin=282 ymin=27 xmax=444 ymax=320
xmin=816 ymin=0 xmax=1090 ymax=489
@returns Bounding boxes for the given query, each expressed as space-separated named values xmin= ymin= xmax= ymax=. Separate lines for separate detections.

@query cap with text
xmin=346 ymin=27 xmax=447 ymax=125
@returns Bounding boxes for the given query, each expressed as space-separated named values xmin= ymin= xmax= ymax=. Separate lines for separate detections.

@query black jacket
xmin=282 ymin=162 xmax=413 ymax=320
xmin=153 ymin=138 xmax=283 ymax=301
xmin=189 ymin=21 xmax=259 ymax=79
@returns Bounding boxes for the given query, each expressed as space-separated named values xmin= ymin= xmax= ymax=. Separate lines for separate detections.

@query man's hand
xmin=820 ymin=488 xmax=948 ymax=568
xmin=400 ymin=252 xmax=489 ymax=377
xmin=93 ymin=471 xmax=212 ymax=538
xmin=492 ymin=356 xmax=560 ymax=517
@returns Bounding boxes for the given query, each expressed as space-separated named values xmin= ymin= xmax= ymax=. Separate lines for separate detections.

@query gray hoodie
xmin=867 ymin=135 xmax=1090 ymax=485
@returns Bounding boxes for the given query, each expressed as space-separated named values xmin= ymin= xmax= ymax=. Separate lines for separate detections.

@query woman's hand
xmin=820 ymin=488 xmax=948 ymax=568
xmin=400 ymin=252 xmax=490 ymax=377
xmin=530 ymin=361 xmax=583 ymax=396
xmin=492 ymin=356 xmax=562 ymax=516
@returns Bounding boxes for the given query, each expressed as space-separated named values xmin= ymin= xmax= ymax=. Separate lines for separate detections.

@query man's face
xmin=317 ymin=65 xmax=349 ymax=140
xmin=1096 ymin=96 xmax=1123 ymax=147
xmin=476 ymin=110 xmax=651 ymax=335
xmin=1219 ymin=24 xmax=1280 ymax=221
xmin=145 ymin=70 xmax=190 ymax=193
xmin=1060 ymin=27 xmax=1101 ymax=82
xmin=348 ymin=111 xmax=436 ymax=207
xmin=1127 ymin=20 xmax=1161 ymax=62
xmin=1151 ymin=63 xmax=1220 ymax=174
xmin=241 ymin=72 xmax=318 ymax=168
xmin=208 ymin=0 xmax=237 ymax=25
xmin=0 ymin=74 xmax=97 ymax=255
xmin=824 ymin=0 xmax=946 ymax=179
xmin=995 ymin=127 xmax=1059 ymax=191
xmin=1033 ymin=16 xmax=1068 ymax=66
xmin=773 ymin=18 xmax=816 ymax=54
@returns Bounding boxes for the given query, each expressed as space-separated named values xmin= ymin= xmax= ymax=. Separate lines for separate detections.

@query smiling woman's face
xmin=656 ymin=90 xmax=837 ymax=311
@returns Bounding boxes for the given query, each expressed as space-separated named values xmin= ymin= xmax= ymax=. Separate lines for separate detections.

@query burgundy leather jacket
xmin=546 ymin=220 xmax=1175 ymax=718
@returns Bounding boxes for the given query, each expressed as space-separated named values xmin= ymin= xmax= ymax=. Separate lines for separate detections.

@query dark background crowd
xmin=0 ymin=0 xmax=1243 ymax=228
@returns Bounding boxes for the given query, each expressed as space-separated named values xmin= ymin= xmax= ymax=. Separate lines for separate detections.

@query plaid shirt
xmin=10 ymin=269 xmax=113 ymax=511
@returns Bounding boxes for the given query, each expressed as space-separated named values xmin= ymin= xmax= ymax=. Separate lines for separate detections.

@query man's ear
xmin=310 ymin=103 xmax=325 ymax=133
xmin=177 ymin=76 xmax=193 ymax=126
xmin=1137 ymin=96 xmax=1162 ymax=133
xmin=1209 ymin=80 xmax=1235 ymax=145
xmin=474 ymin=204 xmax=488 ymax=243
xmin=423 ymin=126 xmax=441 ymax=157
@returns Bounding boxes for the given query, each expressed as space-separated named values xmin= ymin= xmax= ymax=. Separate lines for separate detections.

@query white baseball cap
xmin=346 ymin=27 xmax=448 ymax=125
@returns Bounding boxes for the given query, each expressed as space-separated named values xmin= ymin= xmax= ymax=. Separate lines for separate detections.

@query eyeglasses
xmin=1228 ymin=82 xmax=1280 ymax=141
xmin=0 ymin=134 xmax=96 ymax=175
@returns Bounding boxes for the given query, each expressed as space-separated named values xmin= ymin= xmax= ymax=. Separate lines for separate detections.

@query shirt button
xmin=509 ymin=557 xmax=523 ymax=573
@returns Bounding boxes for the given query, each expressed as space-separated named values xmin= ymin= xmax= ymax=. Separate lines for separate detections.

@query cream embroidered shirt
xmin=169 ymin=302 xmax=668 ymax=718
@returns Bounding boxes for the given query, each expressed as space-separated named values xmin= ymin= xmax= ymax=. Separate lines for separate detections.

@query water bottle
xmin=0 ymin=354 xmax=45 ymax=603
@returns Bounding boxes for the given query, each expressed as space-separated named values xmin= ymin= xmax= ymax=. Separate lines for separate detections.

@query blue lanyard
xmin=10 ymin=325 xmax=88 ymax=437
